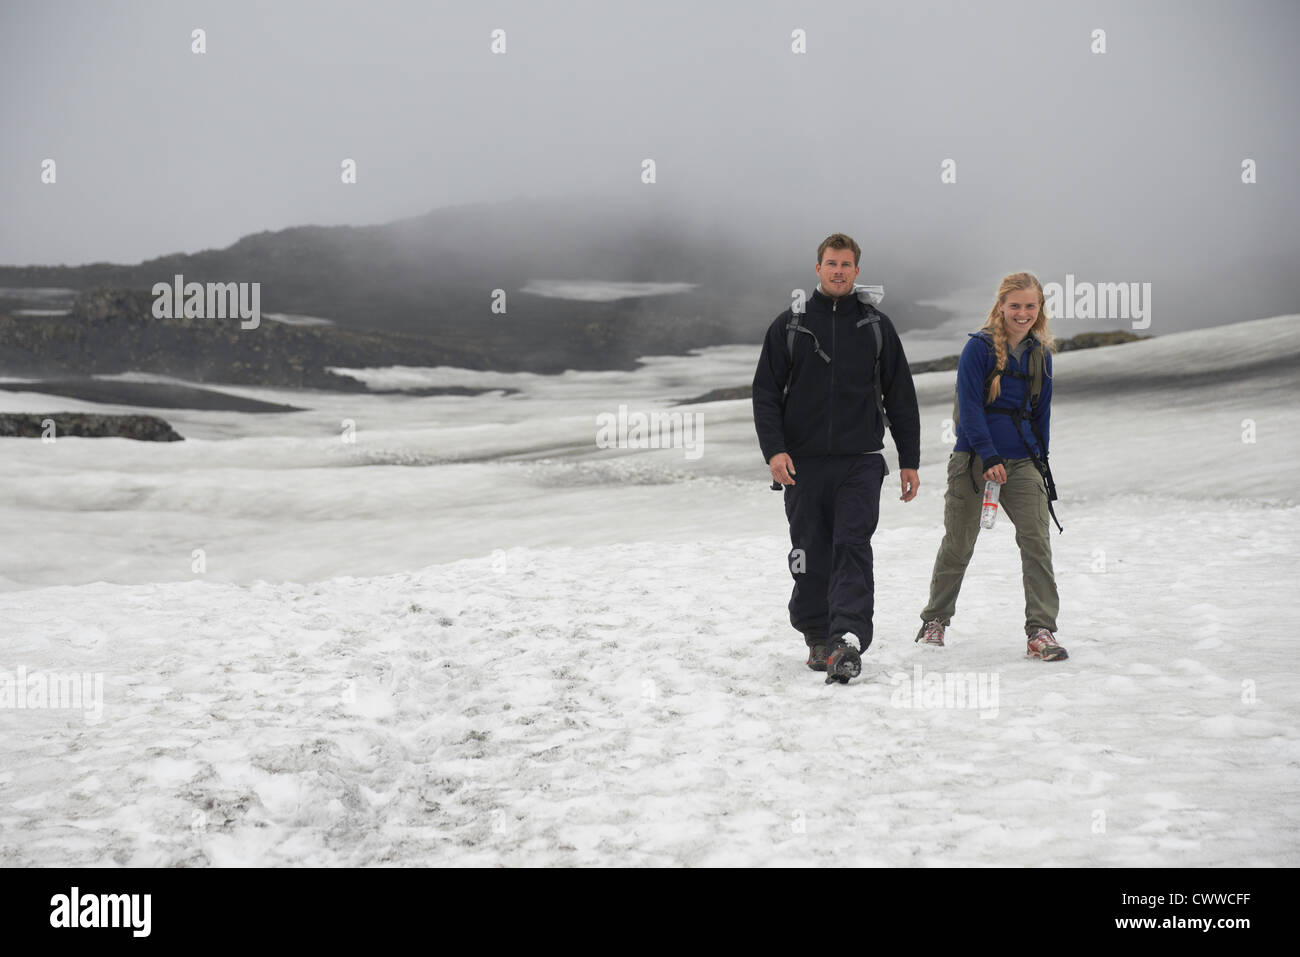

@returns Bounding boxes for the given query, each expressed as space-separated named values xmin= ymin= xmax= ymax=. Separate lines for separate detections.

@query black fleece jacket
xmin=752 ymin=287 xmax=921 ymax=470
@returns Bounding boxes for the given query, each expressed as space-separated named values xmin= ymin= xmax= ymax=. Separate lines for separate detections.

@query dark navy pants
xmin=783 ymin=453 xmax=888 ymax=650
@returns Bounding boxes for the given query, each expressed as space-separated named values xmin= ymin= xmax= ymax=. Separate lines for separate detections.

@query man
xmin=752 ymin=234 xmax=921 ymax=684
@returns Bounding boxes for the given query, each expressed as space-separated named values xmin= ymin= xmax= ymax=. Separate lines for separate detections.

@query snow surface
xmin=0 ymin=315 xmax=1296 ymax=866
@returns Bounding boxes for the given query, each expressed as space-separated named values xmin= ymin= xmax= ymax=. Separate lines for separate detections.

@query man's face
xmin=815 ymin=248 xmax=860 ymax=298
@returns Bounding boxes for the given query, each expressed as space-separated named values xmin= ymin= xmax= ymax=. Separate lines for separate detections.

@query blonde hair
xmin=980 ymin=272 xmax=1055 ymax=402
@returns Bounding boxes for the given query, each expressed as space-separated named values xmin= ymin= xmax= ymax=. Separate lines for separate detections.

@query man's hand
xmin=769 ymin=453 xmax=796 ymax=486
xmin=899 ymin=468 xmax=919 ymax=502
xmin=983 ymin=464 xmax=1007 ymax=484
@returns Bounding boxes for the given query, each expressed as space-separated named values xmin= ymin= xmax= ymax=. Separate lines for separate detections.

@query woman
xmin=916 ymin=272 xmax=1067 ymax=660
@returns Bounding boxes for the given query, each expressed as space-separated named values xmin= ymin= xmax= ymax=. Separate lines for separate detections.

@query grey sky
xmin=2 ymin=0 xmax=1297 ymax=329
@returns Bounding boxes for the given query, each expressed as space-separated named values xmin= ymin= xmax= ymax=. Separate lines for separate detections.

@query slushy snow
xmin=0 ymin=315 xmax=1296 ymax=865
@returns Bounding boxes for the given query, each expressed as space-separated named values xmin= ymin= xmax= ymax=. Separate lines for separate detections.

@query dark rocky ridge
xmin=0 ymin=288 xmax=495 ymax=389
xmin=0 ymin=193 xmax=954 ymax=373
xmin=674 ymin=330 xmax=1151 ymax=405
xmin=0 ymin=412 xmax=182 ymax=441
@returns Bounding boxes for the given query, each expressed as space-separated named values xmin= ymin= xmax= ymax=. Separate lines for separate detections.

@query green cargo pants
xmin=920 ymin=451 xmax=1059 ymax=636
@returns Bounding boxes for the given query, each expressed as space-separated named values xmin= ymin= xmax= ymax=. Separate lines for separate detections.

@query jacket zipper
xmin=827 ymin=298 xmax=836 ymax=451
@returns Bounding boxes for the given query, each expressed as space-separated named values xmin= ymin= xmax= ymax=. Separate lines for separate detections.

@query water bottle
xmin=980 ymin=480 xmax=1001 ymax=529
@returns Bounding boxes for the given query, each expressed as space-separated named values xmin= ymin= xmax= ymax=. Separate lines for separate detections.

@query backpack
xmin=950 ymin=332 xmax=1043 ymax=432
xmin=951 ymin=332 xmax=1062 ymax=532
xmin=782 ymin=299 xmax=888 ymax=429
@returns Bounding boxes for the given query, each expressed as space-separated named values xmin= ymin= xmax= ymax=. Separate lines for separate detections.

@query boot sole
xmin=825 ymin=647 xmax=862 ymax=684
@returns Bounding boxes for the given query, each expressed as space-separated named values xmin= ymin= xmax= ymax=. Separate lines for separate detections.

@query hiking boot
xmin=1026 ymin=628 xmax=1068 ymax=661
xmin=825 ymin=635 xmax=863 ymax=685
xmin=915 ymin=619 xmax=946 ymax=646
xmin=806 ymin=643 xmax=829 ymax=672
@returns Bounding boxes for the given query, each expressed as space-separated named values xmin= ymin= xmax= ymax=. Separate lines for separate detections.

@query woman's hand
xmin=983 ymin=463 xmax=1007 ymax=484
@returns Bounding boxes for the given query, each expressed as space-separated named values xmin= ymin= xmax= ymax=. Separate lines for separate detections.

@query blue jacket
xmin=953 ymin=331 xmax=1052 ymax=468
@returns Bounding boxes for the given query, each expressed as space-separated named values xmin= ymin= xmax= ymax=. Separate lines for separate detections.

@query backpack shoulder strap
xmin=974 ymin=333 xmax=1003 ymax=405
xmin=785 ymin=305 xmax=802 ymax=360
xmin=784 ymin=306 xmax=831 ymax=365
xmin=1025 ymin=337 xmax=1044 ymax=407
xmin=855 ymin=302 xmax=883 ymax=359
xmin=998 ymin=337 xmax=1044 ymax=411
xmin=782 ymin=303 xmax=832 ymax=400
xmin=856 ymin=301 xmax=888 ymax=428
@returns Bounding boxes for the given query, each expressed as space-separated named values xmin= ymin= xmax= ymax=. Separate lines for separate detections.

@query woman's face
xmin=1000 ymin=287 xmax=1041 ymax=338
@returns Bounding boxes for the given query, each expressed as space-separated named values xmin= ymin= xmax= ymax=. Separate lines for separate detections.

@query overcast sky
xmin=2 ymin=0 xmax=1297 ymax=329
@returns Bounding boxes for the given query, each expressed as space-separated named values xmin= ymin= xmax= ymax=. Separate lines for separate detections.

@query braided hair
xmin=980 ymin=272 xmax=1055 ymax=402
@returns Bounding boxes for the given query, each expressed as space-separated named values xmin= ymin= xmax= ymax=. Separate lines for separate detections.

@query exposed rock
xmin=1053 ymin=330 xmax=1150 ymax=351
xmin=672 ymin=330 xmax=1153 ymax=405
xmin=909 ymin=355 xmax=961 ymax=374
xmin=0 ymin=288 xmax=483 ymax=390
xmin=0 ymin=412 xmax=183 ymax=441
